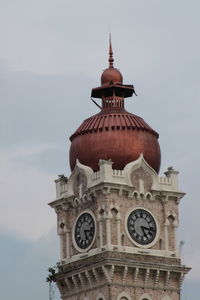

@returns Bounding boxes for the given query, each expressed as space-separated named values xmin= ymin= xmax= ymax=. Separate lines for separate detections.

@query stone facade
xmin=49 ymin=155 xmax=190 ymax=300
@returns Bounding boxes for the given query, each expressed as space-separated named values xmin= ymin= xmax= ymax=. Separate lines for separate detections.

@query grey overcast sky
xmin=0 ymin=0 xmax=199 ymax=299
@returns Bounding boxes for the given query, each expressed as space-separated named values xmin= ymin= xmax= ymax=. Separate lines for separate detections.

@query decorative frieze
xmin=56 ymin=260 xmax=190 ymax=298
xmin=122 ymin=265 xmax=128 ymax=284
xmin=155 ymin=269 xmax=160 ymax=287
xmin=102 ymin=266 xmax=110 ymax=284
xmin=85 ymin=270 xmax=93 ymax=286
xmin=134 ymin=267 xmax=139 ymax=283
xmin=144 ymin=268 xmax=150 ymax=286
xmin=165 ymin=271 xmax=170 ymax=287
xmin=92 ymin=268 xmax=99 ymax=283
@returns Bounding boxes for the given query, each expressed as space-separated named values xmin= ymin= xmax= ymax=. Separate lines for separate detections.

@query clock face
xmin=127 ymin=209 xmax=157 ymax=245
xmin=74 ymin=212 xmax=95 ymax=249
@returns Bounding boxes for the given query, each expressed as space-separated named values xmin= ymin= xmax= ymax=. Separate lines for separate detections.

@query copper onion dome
xmin=69 ymin=37 xmax=161 ymax=173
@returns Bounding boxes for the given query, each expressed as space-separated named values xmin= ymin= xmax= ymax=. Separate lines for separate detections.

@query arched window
xmin=96 ymin=292 xmax=106 ymax=300
xmin=139 ymin=294 xmax=152 ymax=300
xmin=117 ymin=291 xmax=131 ymax=300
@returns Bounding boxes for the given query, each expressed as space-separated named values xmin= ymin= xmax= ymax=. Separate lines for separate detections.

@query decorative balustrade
xmin=112 ymin=169 xmax=124 ymax=177
xmin=92 ymin=171 xmax=100 ymax=181
xmin=159 ymin=177 xmax=172 ymax=185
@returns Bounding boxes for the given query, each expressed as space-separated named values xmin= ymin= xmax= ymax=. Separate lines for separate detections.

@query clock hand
xmin=143 ymin=226 xmax=155 ymax=232
xmin=142 ymin=226 xmax=156 ymax=236
xmin=142 ymin=226 xmax=150 ymax=231
xmin=141 ymin=226 xmax=148 ymax=238
xmin=84 ymin=229 xmax=91 ymax=238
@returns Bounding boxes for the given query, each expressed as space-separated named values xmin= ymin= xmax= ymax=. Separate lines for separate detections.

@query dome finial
xmin=109 ymin=33 xmax=114 ymax=68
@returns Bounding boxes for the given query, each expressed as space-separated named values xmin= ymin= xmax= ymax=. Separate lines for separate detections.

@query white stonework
xmin=49 ymin=155 xmax=190 ymax=300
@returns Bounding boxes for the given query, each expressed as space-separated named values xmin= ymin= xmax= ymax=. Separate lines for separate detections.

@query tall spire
xmin=108 ymin=34 xmax=114 ymax=68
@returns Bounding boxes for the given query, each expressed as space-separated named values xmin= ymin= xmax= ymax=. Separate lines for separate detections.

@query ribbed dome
xmin=70 ymin=111 xmax=158 ymax=139
xmin=70 ymin=110 xmax=161 ymax=173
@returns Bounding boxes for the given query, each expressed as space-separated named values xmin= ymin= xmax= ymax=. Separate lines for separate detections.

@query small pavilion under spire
xmin=91 ymin=37 xmax=135 ymax=101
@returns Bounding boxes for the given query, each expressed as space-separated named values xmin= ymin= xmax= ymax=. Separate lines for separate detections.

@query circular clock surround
xmin=126 ymin=207 xmax=159 ymax=248
xmin=73 ymin=210 xmax=96 ymax=252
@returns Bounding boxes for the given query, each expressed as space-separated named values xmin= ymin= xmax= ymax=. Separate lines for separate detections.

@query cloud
xmin=0 ymin=229 xmax=60 ymax=300
xmin=0 ymin=0 xmax=200 ymax=298
xmin=1 ymin=0 xmax=199 ymax=78
xmin=0 ymin=145 xmax=56 ymax=240
xmin=184 ymin=250 xmax=200 ymax=281
xmin=182 ymin=279 xmax=200 ymax=300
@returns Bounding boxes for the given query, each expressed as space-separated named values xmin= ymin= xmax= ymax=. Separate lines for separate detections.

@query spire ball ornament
xmin=69 ymin=39 xmax=161 ymax=173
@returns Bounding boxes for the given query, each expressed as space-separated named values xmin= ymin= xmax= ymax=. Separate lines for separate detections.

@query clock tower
xmin=49 ymin=38 xmax=190 ymax=300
